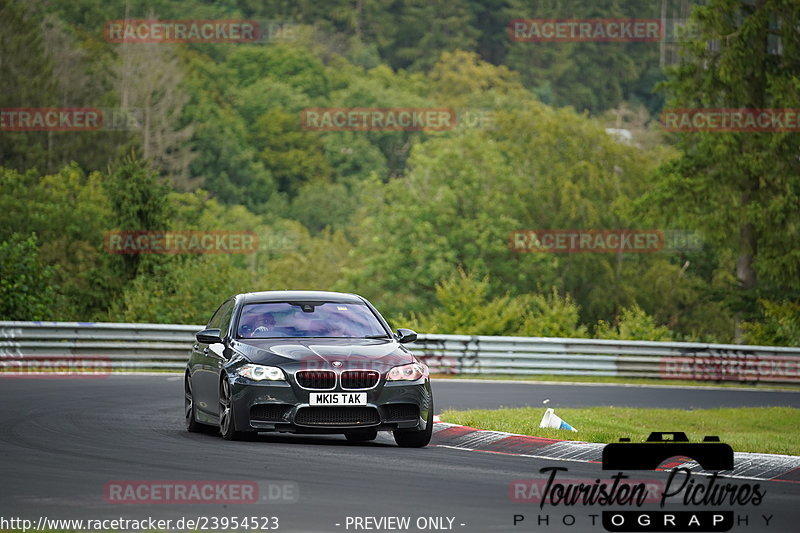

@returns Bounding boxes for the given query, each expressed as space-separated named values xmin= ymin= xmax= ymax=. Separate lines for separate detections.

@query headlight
xmin=237 ymin=364 xmax=285 ymax=381
xmin=387 ymin=362 xmax=429 ymax=381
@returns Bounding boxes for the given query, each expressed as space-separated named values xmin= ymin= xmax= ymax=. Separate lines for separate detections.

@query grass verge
xmin=431 ymin=373 xmax=800 ymax=391
xmin=440 ymin=406 xmax=800 ymax=455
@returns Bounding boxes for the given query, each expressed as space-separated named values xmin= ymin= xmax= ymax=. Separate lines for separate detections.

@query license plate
xmin=309 ymin=392 xmax=366 ymax=406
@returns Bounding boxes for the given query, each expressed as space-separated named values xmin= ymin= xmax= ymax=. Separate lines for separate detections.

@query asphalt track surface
xmin=1 ymin=375 xmax=798 ymax=533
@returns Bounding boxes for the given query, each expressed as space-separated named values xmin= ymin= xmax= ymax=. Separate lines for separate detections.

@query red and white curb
xmin=431 ymin=421 xmax=800 ymax=483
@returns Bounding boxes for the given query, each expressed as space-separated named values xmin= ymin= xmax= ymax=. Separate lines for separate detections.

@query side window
xmin=218 ymin=301 xmax=236 ymax=338
xmin=207 ymin=299 xmax=233 ymax=330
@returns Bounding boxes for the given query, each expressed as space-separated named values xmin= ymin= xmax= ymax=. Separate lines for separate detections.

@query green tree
xmin=0 ymin=163 xmax=116 ymax=319
xmin=387 ymin=0 xmax=480 ymax=71
xmin=650 ymin=0 xmax=800 ymax=337
xmin=0 ymin=0 xmax=58 ymax=172
xmin=255 ymin=224 xmax=355 ymax=293
xmin=103 ymin=154 xmax=172 ymax=279
xmin=503 ymin=0 xmax=640 ymax=113
xmin=327 ymin=63 xmax=433 ymax=178
xmin=0 ymin=1 xmax=140 ymax=174
xmin=344 ymin=130 xmax=554 ymax=317
xmin=345 ymin=100 xmax=670 ymax=320
xmin=251 ymin=108 xmax=333 ymax=195
xmin=427 ymin=50 xmax=527 ymax=109
xmin=226 ymin=45 xmax=330 ymax=98
xmin=470 ymin=0 xmax=512 ymax=65
xmin=0 ymin=233 xmax=56 ymax=320
xmin=109 ymin=255 xmax=253 ymax=324
xmin=182 ymin=51 xmax=278 ymax=211
xmin=288 ymin=181 xmax=357 ymax=233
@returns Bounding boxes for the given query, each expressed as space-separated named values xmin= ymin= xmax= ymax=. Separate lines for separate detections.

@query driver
xmin=250 ymin=314 xmax=276 ymax=337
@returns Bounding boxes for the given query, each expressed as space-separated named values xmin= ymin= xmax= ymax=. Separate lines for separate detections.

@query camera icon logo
xmin=602 ymin=432 xmax=734 ymax=471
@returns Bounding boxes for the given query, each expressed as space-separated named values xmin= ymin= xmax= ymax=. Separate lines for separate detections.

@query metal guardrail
xmin=1 ymin=321 xmax=799 ymax=384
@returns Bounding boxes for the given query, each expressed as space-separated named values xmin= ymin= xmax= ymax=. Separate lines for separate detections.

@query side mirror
xmin=395 ymin=328 xmax=418 ymax=344
xmin=196 ymin=328 xmax=223 ymax=345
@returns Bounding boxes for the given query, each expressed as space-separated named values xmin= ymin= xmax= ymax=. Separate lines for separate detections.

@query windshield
xmin=236 ymin=302 xmax=389 ymax=339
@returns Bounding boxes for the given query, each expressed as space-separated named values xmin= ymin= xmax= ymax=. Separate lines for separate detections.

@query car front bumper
xmin=229 ymin=376 xmax=432 ymax=433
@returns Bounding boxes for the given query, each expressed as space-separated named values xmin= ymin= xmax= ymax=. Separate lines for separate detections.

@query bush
xmin=395 ymin=269 xmax=588 ymax=338
xmin=594 ymin=304 xmax=674 ymax=341
xmin=0 ymin=233 xmax=56 ymax=320
xmin=518 ymin=289 xmax=589 ymax=338
xmin=741 ymin=300 xmax=800 ymax=347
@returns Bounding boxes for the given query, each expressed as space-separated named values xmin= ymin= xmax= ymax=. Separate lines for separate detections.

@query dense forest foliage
xmin=1 ymin=0 xmax=798 ymax=345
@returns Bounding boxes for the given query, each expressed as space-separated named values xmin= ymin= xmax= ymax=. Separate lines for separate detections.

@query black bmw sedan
xmin=185 ymin=290 xmax=433 ymax=447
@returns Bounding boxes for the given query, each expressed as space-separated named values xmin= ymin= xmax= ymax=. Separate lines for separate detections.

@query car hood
xmin=232 ymin=337 xmax=415 ymax=371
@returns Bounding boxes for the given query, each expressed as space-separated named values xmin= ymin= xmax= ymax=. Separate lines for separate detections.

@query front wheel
xmin=393 ymin=404 xmax=433 ymax=448
xmin=219 ymin=377 xmax=248 ymax=441
xmin=185 ymin=374 xmax=204 ymax=432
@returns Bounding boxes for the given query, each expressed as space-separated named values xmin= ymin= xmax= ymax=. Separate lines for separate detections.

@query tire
xmin=344 ymin=429 xmax=378 ymax=442
xmin=185 ymin=374 xmax=204 ymax=433
xmin=393 ymin=403 xmax=433 ymax=448
xmin=219 ymin=377 xmax=249 ymax=441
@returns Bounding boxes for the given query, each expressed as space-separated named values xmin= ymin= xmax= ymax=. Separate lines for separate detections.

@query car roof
xmin=238 ymin=290 xmax=365 ymax=304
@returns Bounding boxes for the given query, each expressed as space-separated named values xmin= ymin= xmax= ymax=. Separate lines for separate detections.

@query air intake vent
xmin=382 ymin=404 xmax=419 ymax=421
xmin=295 ymin=406 xmax=380 ymax=426
xmin=250 ymin=404 xmax=291 ymax=422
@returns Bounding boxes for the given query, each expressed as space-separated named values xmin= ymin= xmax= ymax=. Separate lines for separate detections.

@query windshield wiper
xmin=363 ymin=334 xmax=390 ymax=339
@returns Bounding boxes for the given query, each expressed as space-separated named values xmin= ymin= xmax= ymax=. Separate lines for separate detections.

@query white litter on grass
xmin=540 ymin=407 xmax=578 ymax=432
